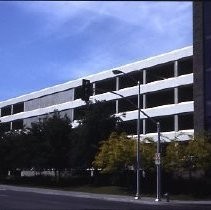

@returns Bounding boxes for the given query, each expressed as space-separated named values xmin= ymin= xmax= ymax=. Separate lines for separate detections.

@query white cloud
xmin=50 ymin=50 xmax=115 ymax=81
xmin=14 ymin=1 xmax=192 ymax=84
xmin=16 ymin=1 xmax=192 ymax=35
xmin=15 ymin=1 xmax=192 ymax=60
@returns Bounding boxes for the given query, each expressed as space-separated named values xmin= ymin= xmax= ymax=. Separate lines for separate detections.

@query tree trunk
xmin=54 ymin=169 xmax=60 ymax=182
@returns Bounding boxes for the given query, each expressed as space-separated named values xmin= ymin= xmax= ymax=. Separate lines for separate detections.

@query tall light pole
xmin=155 ymin=122 xmax=161 ymax=202
xmin=112 ymin=69 xmax=141 ymax=199
xmin=112 ymin=69 xmax=161 ymax=201
xmin=136 ymin=80 xmax=141 ymax=199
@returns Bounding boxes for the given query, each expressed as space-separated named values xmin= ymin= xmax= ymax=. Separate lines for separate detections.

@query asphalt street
xmin=0 ymin=186 xmax=210 ymax=210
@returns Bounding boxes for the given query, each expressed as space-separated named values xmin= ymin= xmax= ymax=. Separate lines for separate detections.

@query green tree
xmin=28 ymin=121 xmax=51 ymax=173
xmin=140 ymin=137 xmax=156 ymax=172
xmin=0 ymin=129 xmax=31 ymax=176
xmin=184 ymin=135 xmax=211 ymax=178
xmin=93 ymin=134 xmax=156 ymax=174
xmin=93 ymin=132 xmax=136 ymax=173
xmin=164 ymin=134 xmax=211 ymax=178
xmin=164 ymin=140 xmax=187 ymax=175
xmin=43 ymin=112 xmax=72 ymax=179
xmin=29 ymin=111 xmax=73 ymax=180
xmin=71 ymin=101 xmax=118 ymax=169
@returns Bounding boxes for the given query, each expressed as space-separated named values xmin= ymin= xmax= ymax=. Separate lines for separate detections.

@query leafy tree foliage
xmin=93 ymin=132 xmax=136 ymax=173
xmin=0 ymin=111 xmax=73 ymax=179
xmin=93 ymin=134 xmax=156 ymax=173
xmin=0 ymin=129 xmax=31 ymax=176
xmin=0 ymin=101 xmax=118 ymax=177
xmin=1 ymin=101 xmax=210 ymax=183
xmin=164 ymin=141 xmax=187 ymax=174
xmin=164 ymin=135 xmax=211 ymax=177
xmin=28 ymin=121 xmax=50 ymax=172
xmin=184 ymin=136 xmax=211 ymax=176
xmin=71 ymin=101 xmax=118 ymax=169
xmin=29 ymin=111 xmax=73 ymax=178
xmin=0 ymin=123 xmax=5 ymax=138
xmin=140 ymin=137 xmax=156 ymax=172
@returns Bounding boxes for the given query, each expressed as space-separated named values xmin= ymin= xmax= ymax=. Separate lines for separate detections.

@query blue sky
xmin=0 ymin=1 xmax=192 ymax=101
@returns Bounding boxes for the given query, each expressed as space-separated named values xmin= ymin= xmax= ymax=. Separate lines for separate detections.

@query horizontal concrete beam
xmin=0 ymin=46 xmax=193 ymax=108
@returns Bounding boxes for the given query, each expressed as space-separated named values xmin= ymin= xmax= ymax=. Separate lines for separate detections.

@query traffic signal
xmin=81 ymin=79 xmax=93 ymax=102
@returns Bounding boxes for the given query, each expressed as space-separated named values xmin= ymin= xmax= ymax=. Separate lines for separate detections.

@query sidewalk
xmin=0 ymin=184 xmax=210 ymax=206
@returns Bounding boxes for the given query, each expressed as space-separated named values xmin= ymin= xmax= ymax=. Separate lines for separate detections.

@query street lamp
xmin=112 ymin=69 xmax=161 ymax=201
xmin=113 ymin=69 xmax=141 ymax=199
xmin=155 ymin=122 xmax=161 ymax=202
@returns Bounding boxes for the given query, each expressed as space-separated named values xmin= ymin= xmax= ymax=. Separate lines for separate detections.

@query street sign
xmin=155 ymin=153 xmax=161 ymax=165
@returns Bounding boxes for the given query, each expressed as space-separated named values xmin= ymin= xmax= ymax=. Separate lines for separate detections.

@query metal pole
xmin=135 ymin=81 xmax=141 ymax=199
xmin=155 ymin=122 xmax=161 ymax=201
xmin=112 ymin=70 xmax=163 ymax=200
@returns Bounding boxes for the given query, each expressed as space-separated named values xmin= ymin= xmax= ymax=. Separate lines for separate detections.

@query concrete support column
xmin=174 ymin=61 xmax=179 ymax=104
xmin=10 ymin=105 xmax=13 ymax=130
xmin=174 ymin=115 xmax=179 ymax=132
xmin=143 ymin=95 xmax=146 ymax=135
xmin=23 ymin=102 xmax=26 ymax=112
xmin=71 ymin=109 xmax=74 ymax=122
xmin=11 ymin=104 xmax=13 ymax=115
xmin=174 ymin=61 xmax=179 ymax=132
xmin=116 ymin=77 xmax=119 ymax=114
xmin=72 ymin=89 xmax=75 ymax=121
xmin=93 ymin=82 xmax=96 ymax=96
xmin=142 ymin=70 xmax=146 ymax=134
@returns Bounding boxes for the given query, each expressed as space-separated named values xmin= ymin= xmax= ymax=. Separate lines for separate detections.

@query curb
xmin=0 ymin=184 xmax=210 ymax=206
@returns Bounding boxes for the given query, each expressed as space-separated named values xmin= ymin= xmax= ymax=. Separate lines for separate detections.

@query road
xmin=0 ymin=188 xmax=210 ymax=210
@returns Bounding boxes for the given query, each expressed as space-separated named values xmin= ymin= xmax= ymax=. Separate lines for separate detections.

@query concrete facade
xmin=0 ymin=46 xmax=193 ymax=141
xmin=24 ymin=89 xmax=74 ymax=112
xmin=193 ymin=1 xmax=211 ymax=134
xmin=193 ymin=2 xmax=205 ymax=135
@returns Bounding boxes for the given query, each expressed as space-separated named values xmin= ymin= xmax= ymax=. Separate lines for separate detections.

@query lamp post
xmin=112 ymin=69 xmax=141 ymax=199
xmin=112 ymin=69 xmax=161 ymax=201
xmin=155 ymin=122 xmax=161 ymax=202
